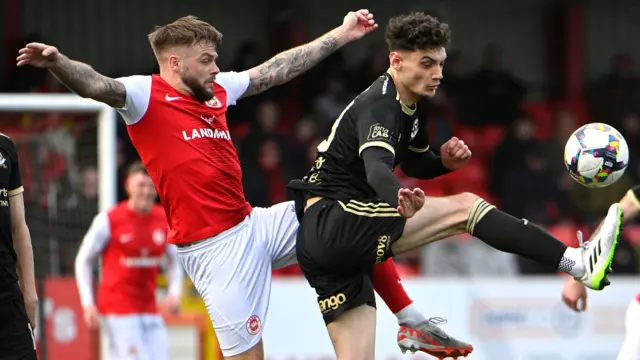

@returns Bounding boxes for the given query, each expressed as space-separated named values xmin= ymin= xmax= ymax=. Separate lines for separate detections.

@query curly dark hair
xmin=385 ymin=12 xmax=451 ymax=52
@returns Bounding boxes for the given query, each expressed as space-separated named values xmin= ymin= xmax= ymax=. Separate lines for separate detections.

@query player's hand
xmin=397 ymin=188 xmax=425 ymax=218
xmin=160 ymin=295 xmax=181 ymax=315
xmin=440 ymin=137 xmax=472 ymax=171
xmin=16 ymin=43 xmax=61 ymax=68
xmin=561 ymin=277 xmax=588 ymax=312
xmin=23 ymin=291 xmax=38 ymax=330
xmin=340 ymin=10 xmax=378 ymax=41
xmin=83 ymin=305 xmax=100 ymax=330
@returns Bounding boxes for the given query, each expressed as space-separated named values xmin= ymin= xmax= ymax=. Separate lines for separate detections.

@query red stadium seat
xmin=229 ymin=123 xmax=252 ymax=140
xmin=522 ymin=101 xmax=553 ymax=139
xmin=481 ymin=126 xmax=506 ymax=154
xmin=622 ymin=225 xmax=640 ymax=245
xmin=454 ymin=126 xmax=480 ymax=150
xmin=420 ymin=182 xmax=448 ymax=197
xmin=547 ymin=223 xmax=579 ymax=247
xmin=550 ymin=99 xmax=590 ymax=126
xmin=444 ymin=160 xmax=487 ymax=189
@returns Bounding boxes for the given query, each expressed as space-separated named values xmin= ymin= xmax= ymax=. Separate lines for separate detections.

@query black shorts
xmin=296 ymin=198 xmax=406 ymax=324
xmin=0 ymin=283 xmax=37 ymax=360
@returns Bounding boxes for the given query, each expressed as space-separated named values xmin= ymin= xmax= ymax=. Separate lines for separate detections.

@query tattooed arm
xmin=241 ymin=9 xmax=378 ymax=98
xmin=48 ymin=55 xmax=126 ymax=108
xmin=241 ymin=27 xmax=348 ymax=98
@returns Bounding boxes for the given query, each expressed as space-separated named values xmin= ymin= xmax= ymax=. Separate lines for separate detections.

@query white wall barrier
xmin=264 ymin=277 xmax=638 ymax=360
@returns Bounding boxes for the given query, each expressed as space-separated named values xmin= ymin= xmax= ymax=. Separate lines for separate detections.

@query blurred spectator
xmin=288 ymin=115 xmax=320 ymax=175
xmin=464 ymin=44 xmax=526 ymax=126
xmin=55 ymin=166 xmax=99 ymax=273
xmin=226 ymin=41 xmax=271 ymax=125
xmin=349 ymin=43 xmax=389 ymax=93
xmin=620 ymin=112 xmax=640 ymax=182
xmin=230 ymin=41 xmax=262 ymax=72
xmin=588 ymin=54 xmax=640 ymax=126
xmin=490 ymin=111 xmax=538 ymax=197
xmin=500 ymin=143 xmax=565 ymax=224
xmin=543 ymin=109 xmax=579 ymax=195
xmin=240 ymin=100 xmax=288 ymax=164
xmin=314 ymin=75 xmax=353 ymax=136
xmin=440 ymin=50 xmax=472 ymax=126
xmin=243 ymin=138 xmax=296 ymax=207
xmin=544 ymin=109 xmax=578 ymax=178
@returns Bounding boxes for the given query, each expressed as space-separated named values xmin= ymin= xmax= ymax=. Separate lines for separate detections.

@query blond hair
xmin=147 ymin=15 xmax=223 ymax=56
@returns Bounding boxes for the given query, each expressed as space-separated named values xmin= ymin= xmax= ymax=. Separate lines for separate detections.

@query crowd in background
xmin=2 ymin=36 xmax=640 ymax=278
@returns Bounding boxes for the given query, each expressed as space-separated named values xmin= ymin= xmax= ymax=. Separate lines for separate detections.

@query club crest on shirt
xmin=410 ymin=118 xmax=419 ymax=140
xmin=152 ymin=229 xmax=166 ymax=245
xmin=0 ymin=151 xmax=6 ymax=168
xmin=246 ymin=315 xmax=261 ymax=335
xmin=205 ymin=96 xmax=223 ymax=108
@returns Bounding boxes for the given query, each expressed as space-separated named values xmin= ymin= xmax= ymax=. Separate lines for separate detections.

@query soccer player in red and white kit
xmin=18 ymin=11 xmax=471 ymax=359
xmin=561 ymin=186 xmax=640 ymax=360
xmin=74 ymin=162 xmax=183 ymax=360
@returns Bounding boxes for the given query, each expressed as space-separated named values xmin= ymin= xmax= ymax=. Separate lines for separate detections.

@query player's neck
xmin=127 ymin=199 xmax=151 ymax=215
xmin=387 ymin=68 xmax=420 ymax=106
xmin=159 ymin=70 xmax=194 ymax=97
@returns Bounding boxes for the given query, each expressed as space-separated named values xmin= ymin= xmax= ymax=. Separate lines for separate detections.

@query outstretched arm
xmin=241 ymin=9 xmax=377 ymax=98
xmin=48 ymin=55 xmax=126 ymax=107
xmin=16 ymin=43 xmax=126 ymax=108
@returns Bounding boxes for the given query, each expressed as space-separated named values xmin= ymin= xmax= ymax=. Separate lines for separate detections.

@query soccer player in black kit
xmin=0 ymin=134 xmax=38 ymax=360
xmin=288 ymin=12 xmax=623 ymax=360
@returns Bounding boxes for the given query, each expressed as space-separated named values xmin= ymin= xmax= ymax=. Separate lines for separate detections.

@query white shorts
xmin=618 ymin=299 xmax=640 ymax=360
xmin=101 ymin=314 xmax=169 ymax=360
xmin=176 ymin=201 xmax=299 ymax=357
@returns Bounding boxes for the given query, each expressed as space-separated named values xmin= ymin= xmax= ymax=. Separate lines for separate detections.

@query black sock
xmin=471 ymin=208 xmax=567 ymax=268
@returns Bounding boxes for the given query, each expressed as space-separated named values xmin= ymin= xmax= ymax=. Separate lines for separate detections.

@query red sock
xmin=372 ymin=259 xmax=413 ymax=313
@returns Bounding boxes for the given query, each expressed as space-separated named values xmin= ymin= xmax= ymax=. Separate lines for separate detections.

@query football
xmin=564 ymin=123 xmax=629 ymax=187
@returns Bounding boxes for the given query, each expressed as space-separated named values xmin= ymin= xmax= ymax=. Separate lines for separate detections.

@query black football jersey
xmin=0 ymin=134 xmax=23 ymax=287
xmin=288 ymin=71 xmax=431 ymax=202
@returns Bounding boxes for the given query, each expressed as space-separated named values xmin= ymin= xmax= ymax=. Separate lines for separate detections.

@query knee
xmin=451 ymin=192 xmax=496 ymax=233
xmin=452 ymin=192 xmax=483 ymax=217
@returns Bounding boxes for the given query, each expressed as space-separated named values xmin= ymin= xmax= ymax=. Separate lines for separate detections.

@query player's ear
xmin=168 ymin=54 xmax=181 ymax=73
xmin=389 ymin=52 xmax=403 ymax=71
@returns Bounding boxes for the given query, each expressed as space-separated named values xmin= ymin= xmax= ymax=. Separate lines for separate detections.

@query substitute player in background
xmin=0 ymin=134 xmax=38 ymax=359
xmin=562 ymin=186 xmax=640 ymax=360
xmin=75 ymin=162 xmax=183 ymax=360
xmin=16 ymin=11 xmax=464 ymax=360
xmin=289 ymin=12 xmax=622 ymax=360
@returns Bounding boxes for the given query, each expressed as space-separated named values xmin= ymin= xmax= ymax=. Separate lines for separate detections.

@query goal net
xmin=0 ymin=93 xmax=117 ymax=357
xmin=0 ymin=93 xmax=117 ymax=275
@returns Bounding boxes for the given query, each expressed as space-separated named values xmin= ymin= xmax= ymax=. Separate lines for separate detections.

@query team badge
xmin=0 ymin=151 xmax=6 ymax=168
xmin=246 ymin=315 xmax=261 ymax=335
xmin=152 ymin=229 xmax=166 ymax=245
xmin=205 ymin=96 xmax=223 ymax=108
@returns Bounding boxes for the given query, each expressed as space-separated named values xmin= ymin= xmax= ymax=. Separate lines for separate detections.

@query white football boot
xmin=575 ymin=203 xmax=623 ymax=290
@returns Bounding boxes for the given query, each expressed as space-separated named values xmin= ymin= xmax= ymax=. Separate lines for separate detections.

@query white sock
xmin=558 ymin=247 xmax=585 ymax=278
xmin=394 ymin=303 xmax=428 ymax=327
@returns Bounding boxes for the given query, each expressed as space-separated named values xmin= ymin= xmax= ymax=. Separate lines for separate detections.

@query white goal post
xmin=0 ymin=93 xmax=118 ymax=213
